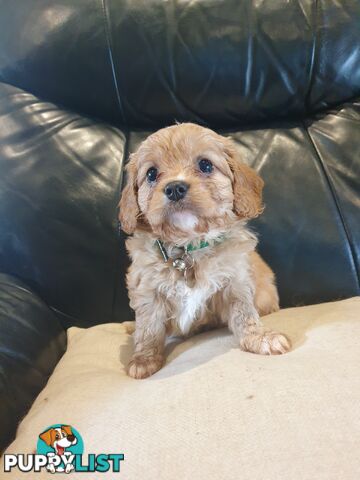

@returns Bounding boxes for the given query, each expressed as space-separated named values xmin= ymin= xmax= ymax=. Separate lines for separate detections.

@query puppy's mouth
xmin=163 ymin=199 xmax=199 ymax=231
xmin=169 ymin=210 xmax=198 ymax=231
xmin=56 ymin=445 xmax=65 ymax=455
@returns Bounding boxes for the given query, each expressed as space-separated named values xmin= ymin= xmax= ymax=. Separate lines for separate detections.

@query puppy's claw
xmin=127 ymin=355 xmax=164 ymax=379
xmin=240 ymin=331 xmax=291 ymax=355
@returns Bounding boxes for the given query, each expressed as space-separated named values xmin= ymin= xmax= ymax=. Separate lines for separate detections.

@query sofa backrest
xmin=0 ymin=0 xmax=359 ymax=128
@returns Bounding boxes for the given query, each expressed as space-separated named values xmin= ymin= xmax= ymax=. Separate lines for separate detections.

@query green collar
xmin=186 ymin=239 xmax=211 ymax=252
xmin=156 ymin=236 xmax=225 ymax=263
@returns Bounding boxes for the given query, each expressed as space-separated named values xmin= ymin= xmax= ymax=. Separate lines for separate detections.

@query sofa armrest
xmin=0 ymin=274 xmax=66 ymax=452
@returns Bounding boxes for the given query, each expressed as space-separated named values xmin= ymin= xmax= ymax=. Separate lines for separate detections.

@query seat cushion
xmin=2 ymin=297 xmax=360 ymax=479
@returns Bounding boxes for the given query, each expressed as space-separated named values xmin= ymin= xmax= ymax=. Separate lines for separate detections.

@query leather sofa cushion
xmin=0 ymin=273 xmax=66 ymax=453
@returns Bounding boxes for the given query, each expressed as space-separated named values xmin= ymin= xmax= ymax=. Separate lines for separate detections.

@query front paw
xmin=127 ymin=354 xmax=164 ymax=379
xmin=65 ymin=463 xmax=74 ymax=474
xmin=240 ymin=330 xmax=291 ymax=355
xmin=46 ymin=464 xmax=56 ymax=474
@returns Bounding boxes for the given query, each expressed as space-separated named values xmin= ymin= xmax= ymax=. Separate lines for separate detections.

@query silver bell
xmin=173 ymin=258 xmax=187 ymax=272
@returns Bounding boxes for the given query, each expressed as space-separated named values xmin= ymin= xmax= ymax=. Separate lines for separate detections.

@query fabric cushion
xmin=2 ymin=297 xmax=360 ymax=479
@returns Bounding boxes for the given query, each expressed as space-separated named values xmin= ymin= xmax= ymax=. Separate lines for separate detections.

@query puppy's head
xmin=119 ymin=123 xmax=263 ymax=242
xmin=39 ymin=425 xmax=77 ymax=451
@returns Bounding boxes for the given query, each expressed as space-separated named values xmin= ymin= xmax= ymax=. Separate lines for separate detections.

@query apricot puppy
xmin=119 ymin=123 xmax=290 ymax=379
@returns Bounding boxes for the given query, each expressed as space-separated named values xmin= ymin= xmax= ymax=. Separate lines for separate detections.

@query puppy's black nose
xmin=67 ymin=434 xmax=75 ymax=442
xmin=164 ymin=181 xmax=189 ymax=201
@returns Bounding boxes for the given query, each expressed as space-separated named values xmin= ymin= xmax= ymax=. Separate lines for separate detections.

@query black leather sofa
xmin=0 ymin=0 xmax=359 ymax=452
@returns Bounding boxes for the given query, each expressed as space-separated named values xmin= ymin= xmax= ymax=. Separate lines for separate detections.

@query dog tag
xmin=156 ymin=240 xmax=195 ymax=286
xmin=173 ymin=258 xmax=187 ymax=272
xmin=173 ymin=251 xmax=195 ymax=286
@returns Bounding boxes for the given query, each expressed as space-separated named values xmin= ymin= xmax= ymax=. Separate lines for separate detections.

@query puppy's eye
xmin=146 ymin=167 xmax=158 ymax=183
xmin=198 ymin=158 xmax=213 ymax=174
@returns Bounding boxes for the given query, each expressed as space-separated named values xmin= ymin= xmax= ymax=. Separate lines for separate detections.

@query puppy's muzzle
xmin=164 ymin=181 xmax=189 ymax=202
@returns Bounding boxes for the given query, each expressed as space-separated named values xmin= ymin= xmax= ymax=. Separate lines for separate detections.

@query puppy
xmin=119 ymin=123 xmax=290 ymax=379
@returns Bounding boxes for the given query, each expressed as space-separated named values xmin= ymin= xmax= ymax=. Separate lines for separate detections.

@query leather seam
xmin=0 ymin=280 xmax=35 ymax=297
xmin=100 ymin=0 xmax=126 ymax=124
xmin=0 ymin=280 xmax=68 ymax=331
xmin=304 ymin=0 xmax=319 ymax=114
xmin=302 ymin=122 xmax=360 ymax=292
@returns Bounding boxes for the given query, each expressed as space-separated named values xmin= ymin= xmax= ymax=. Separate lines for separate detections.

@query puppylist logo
xmin=4 ymin=424 xmax=124 ymax=474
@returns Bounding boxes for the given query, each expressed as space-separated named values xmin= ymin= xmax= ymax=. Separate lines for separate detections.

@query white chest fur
xmin=174 ymin=281 xmax=212 ymax=334
xmin=168 ymin=249 xmax=251 ymax=335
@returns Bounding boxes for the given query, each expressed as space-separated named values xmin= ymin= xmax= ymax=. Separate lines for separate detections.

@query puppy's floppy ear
xmin=39 ymin=428 xmax=56 ymax=446
xmin=118 ymin=154 xmax=140 ymax=234
xmin=62 ymin=425 xmax=73 ymax=436
xmin=225 ymin=140 xmax=264 ymax=219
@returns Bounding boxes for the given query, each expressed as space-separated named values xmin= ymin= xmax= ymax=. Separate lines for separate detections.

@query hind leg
xmin=250 ymin=252 xmax=280 ymax=316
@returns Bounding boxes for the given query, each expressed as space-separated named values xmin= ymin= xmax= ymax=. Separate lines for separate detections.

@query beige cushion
xmin=2 ymin=297 xmax=360 ymax=479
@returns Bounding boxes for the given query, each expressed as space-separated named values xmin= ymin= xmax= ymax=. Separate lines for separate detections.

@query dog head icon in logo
xmin=37 ymin=424 xmax=84 ymax=473
xmin=39 ymin=425 xmax=77 ymax=455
